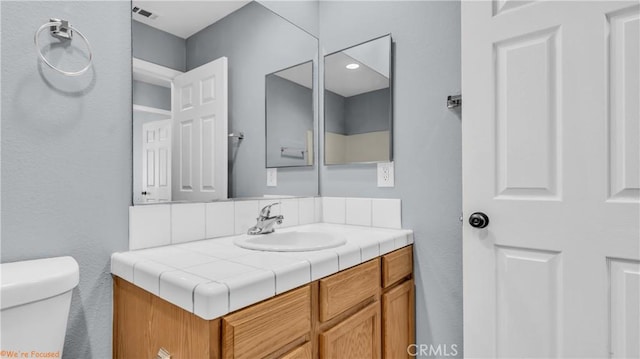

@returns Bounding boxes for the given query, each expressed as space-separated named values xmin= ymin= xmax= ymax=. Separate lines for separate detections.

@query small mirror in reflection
xmin=266 ymin=61 xmax=314 ymax=168
xmin=324 ymin=35 xmax=392 ymax=165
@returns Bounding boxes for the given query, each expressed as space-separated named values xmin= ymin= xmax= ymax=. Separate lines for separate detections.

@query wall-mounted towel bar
xmin=447 ymin=95 xmax=461 ymax=109
xmin=281 ymin=147 xmax=305 ymax=159
xmin=228 ymin=132 xmax=244 ymax=140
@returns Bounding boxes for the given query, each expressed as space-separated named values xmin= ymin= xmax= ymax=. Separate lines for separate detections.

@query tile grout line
xmin=169 ymin=204 xmax=174 ymax=245
xmin=204 ymin=203 xmax=208 ymax=241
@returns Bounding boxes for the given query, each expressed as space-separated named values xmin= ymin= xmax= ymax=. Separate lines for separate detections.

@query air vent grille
xmin=132 ymin=6 xmax=158 ymax=20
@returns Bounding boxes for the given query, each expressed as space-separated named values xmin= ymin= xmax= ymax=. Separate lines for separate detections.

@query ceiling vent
xmin=132 ymin=6 xmax=158 ymax=20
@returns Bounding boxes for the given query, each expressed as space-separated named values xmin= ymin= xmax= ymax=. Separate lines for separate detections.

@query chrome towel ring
xmin=34 ymin=19 xmax=93 ymax=76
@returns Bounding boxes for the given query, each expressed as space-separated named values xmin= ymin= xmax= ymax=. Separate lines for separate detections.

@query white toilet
xmin=1 ymin=256 xmax=79 ymax=357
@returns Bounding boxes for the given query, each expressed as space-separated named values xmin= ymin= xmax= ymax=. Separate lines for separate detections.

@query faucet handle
xmin=259 ymin=202 xmax=281 ymax=218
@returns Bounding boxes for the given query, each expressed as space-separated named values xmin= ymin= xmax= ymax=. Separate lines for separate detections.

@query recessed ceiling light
xmin=346 ymin=63 xmax=360 ymax=70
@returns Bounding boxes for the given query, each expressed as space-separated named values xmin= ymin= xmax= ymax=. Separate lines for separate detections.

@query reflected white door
xmin=462 ymin=1 xmax=639 ymax=358
xmin=172 ymin=57 xmax=228 ymax=201
xmin=142 ymin=119 xmax=172 ymax=203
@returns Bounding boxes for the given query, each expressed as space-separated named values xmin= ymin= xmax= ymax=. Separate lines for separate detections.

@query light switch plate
xmin=266 ymin=168 xmax=277 ymax=187
xmin=377 ymin=162 xmax=394 ymax=187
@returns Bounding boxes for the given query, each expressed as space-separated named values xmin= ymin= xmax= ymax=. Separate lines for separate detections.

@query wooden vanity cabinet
xmin=113 ymin=245 xmax=414 ymax=359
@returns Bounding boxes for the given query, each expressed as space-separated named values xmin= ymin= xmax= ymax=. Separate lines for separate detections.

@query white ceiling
xmin=132 ymin=1 xmax=251 ymax=39
xmin=324 ymin=52 xmax=389 ymax=98
xmin=343 ymin=36 xmax=390 ymax=78
xmin=274 ymin=61 xmax=313 ymax=89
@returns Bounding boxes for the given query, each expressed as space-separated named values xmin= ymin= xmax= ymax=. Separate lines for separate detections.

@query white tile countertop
xmin=111 ymin=223 xmax=413 ymax=320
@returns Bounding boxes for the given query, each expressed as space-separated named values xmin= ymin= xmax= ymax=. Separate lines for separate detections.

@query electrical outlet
xmin=266 ymin=168 xmax=277 ymax=187
xmin=377 ymin=162 xmax=394 ymax=187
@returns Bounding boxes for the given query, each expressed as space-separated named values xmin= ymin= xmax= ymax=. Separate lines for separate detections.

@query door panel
xmin=609 ymin=259 xmax=640 ymax=358
xmin=462 ymin=2 xmax=640 ymax=358
xmin=608 ymin=7 xmax=640 ymax=202
xmin=495 ymin=27 xmax=560 ymax=200
xmin=495 ymin=247 xmax=561 ymax=358
xmin=201 ymin=115 xmax=216 ymax=191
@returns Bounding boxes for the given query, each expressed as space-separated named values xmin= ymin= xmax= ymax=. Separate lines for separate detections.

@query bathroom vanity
xmin=111 ymin=225 xmax=414 ymax=359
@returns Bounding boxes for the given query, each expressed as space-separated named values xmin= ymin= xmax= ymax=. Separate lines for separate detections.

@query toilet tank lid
xmin=1 ymin=256 xmax=79 ymax=310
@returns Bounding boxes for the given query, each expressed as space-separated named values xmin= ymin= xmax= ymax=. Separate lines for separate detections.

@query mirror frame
xmin=265 ymin=59 xmax=316 ymax=169
xmin=323 ymin=33 xmax=393 ymax=166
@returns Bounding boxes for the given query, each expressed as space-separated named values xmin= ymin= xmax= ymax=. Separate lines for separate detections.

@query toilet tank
xmin=1 ymin=256 xmax=79 ymax=357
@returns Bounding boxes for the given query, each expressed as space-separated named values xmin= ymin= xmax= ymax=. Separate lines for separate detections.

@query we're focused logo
xmin=407 ymin=344 xmax=459 ymax=357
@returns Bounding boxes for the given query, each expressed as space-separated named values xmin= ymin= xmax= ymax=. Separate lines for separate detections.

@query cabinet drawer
xmin=382 ymin=246 xmax=413 ymax=288
xmin=223 ymin=285 xmax=311 ymax=359
xmin=319 ymin=301 xmax=381 ymax=359
xmin=280 ymin=342 xmax=312 ymax=359
xmin=319 ymin=259 xmax=380 ymax=322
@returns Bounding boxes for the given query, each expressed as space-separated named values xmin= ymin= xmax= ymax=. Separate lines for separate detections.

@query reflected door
xmin=141 ymin=119 xmax=172 ymax=203
xmin=172 ymin=57 xmax=229 ymax=201
xmin=462 ymin=1 xmax=639 ymax=357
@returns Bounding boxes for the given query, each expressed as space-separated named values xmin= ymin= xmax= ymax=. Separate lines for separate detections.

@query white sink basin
xmin=234 ymin=231 xmax=346 ymax=252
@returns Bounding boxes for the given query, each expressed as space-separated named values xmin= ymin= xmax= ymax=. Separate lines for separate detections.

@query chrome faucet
xmin=248 ymin=202 xmax=284 ymax=235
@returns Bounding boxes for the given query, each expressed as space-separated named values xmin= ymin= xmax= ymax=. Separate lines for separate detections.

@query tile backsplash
xmin=324 ymin=197 xmax=402 ymax=229
xmin=129 ymin=197 xmax=402 ymax=250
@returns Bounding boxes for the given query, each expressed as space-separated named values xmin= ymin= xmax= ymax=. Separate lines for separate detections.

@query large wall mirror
xmin=132 ymin=1 xmax=319 ymax=204
xmin=324 ymin=35 xmax=393 ymax=165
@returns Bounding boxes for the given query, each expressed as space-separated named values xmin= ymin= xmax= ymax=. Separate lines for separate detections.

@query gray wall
xmin=187 ymin=1 xmax=319 ymax=197
xmin=319 ymin=1 xmax=462 ymax=356
xmin=344 ymin=88 xmax=390 ymax=134
xmin=325 ymin=88 xmax=390 ymax=135
xmin=0 ymin=2 xmax=461 ymax=358
xmin=132 ymin=20 xmax=186 ymax=72
xmin=266 ymin=75 xmax=313 ymax=167
xmin=133 ymin=80 xmax=171 ymax=110
xmin=1 ymin=1 xmax=131 ymax=358
xmin=324 ymin=90 xmax=346 ymax=134
xmin=258 ymin=0 xmax=319 ymax=37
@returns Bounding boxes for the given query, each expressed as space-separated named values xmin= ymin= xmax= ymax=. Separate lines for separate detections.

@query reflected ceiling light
xmin=345 ymin=63 xmax=360 ymax=70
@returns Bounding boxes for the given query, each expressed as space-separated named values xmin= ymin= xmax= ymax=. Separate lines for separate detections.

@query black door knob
xmin=469 ymin=212 xmax=489 ymax=228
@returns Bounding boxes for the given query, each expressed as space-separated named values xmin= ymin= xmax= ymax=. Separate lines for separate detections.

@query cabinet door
xmin=382 ymin=280 xmax=415 ymax=359
xmin=280 ymin=342 xmax=312 ymax=359
xmin=319 ymin=301 xmax=381 ymax=359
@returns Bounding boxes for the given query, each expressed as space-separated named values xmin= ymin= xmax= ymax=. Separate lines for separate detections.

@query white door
xmin=172 ymin=57 xmax=228 ymax=201
xmin=462 ymin=2 xmax=639 ymax=358
xmin=141 ymin=119 xmax=172 ymax=203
